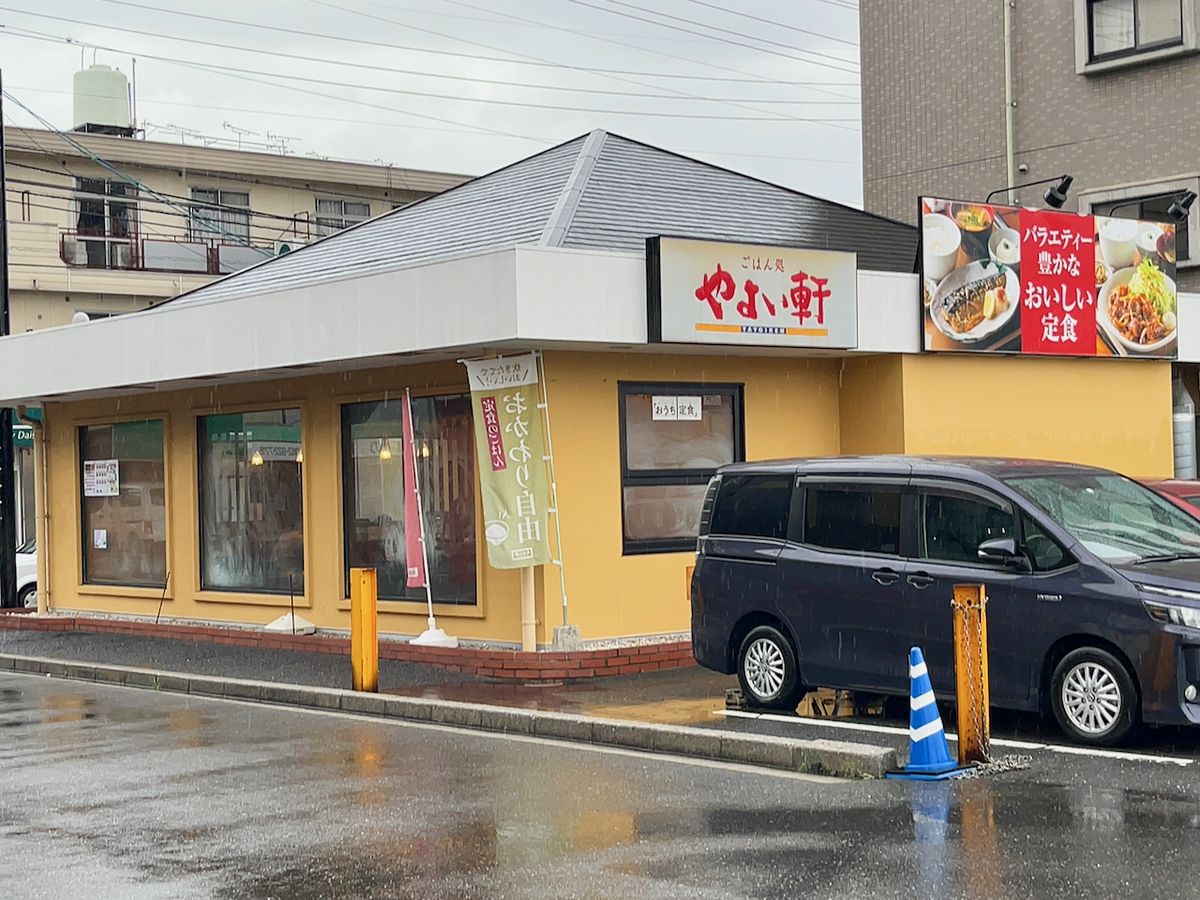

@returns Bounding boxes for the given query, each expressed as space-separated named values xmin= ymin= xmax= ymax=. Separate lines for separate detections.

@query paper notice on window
xmin=93 ymin=529 xmax=108 ymax=550
xmin=83 ymin=459 xmax=120 ymax=497
xmin=675 ymin=396 xmax=703 ymax=420
xmin=652 ymin=396 xmax=678 ymax=421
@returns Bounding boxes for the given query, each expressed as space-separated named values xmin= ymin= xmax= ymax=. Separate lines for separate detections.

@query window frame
xmin=339 ymin=391 xmax=479 ymax=606
xmin=914 ymin=481 xmax=1017 ymax=569
xmin=1075 ymin=0 xmax=1197 ymax=74
xmin=190 ymin=188 xmax=252 ymax=244
xmin=315 ymin=198 xmax=372 ymax=237
xmin=77 ymin=416 xmax=170 ymax=591
xmin=195 ymin=404 xmax=308 ymax=600
xmin=618 ymin=381 xmax=744 ymax=555
xmin=792 ymin=476 xmax=911 ymax=559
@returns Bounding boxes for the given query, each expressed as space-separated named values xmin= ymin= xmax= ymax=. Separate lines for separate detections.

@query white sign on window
xmin=93 ymin=529 xmax=108 ymax=550
xmin=651 ymin=396 xmax=678 ymax=421
xmin=652 ymin=395 xmax=704 ymax=421
xmin=83 ymin=459 xmax=120 ymax=497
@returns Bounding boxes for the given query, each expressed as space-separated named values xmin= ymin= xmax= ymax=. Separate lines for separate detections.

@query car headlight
xmin=1139 ymin=584 xmax=1200 ymax=628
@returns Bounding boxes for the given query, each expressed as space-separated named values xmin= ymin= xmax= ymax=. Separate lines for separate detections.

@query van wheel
xmin=1051 ymin=647 xmax=1138 ymax=746
xmin=737 ymin=625 xmax=804 ymax=711
xmin=18 ymin=584 xmax=36 ymax=609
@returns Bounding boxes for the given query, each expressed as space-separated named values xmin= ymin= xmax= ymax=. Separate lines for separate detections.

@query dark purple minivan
xmin=691 ymin=456 xmax=1200 ymax=746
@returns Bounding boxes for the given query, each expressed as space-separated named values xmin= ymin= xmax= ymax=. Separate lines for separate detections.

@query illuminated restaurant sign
xmin=920 ymin=197 xmax=1178 ymax=358
xmin=647 ymin=236 xmax=858 ymax=348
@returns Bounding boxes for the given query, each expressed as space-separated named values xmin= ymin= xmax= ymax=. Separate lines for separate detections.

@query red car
xmin=1143 ymin=479 xmax=1200 ymax=519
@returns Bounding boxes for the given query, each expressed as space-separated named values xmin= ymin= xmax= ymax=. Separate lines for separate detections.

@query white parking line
xmin=715 ymin=709 xmax=1194 ymax=767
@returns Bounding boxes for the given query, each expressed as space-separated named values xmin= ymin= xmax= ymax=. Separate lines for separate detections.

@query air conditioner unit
xmin=274 ymin=240 xmax=305 ymax=256
xmin=112 ymin=243 xmax=133 ymax=268
xmin=61 ymin=238 xmax=88 ymax=266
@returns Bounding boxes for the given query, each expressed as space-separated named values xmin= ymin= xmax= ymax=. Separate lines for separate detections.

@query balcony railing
xmin=59 ymin=231 xmax=281 ymax=276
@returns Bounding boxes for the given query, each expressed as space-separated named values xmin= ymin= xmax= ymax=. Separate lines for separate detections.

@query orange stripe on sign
xmin=693 ymin=323 xmax=829 ymax=337
xmin=785 ymin=328 xmax=828 ymax=336
xmin=694 ymin=323 xmax=744 ymax=333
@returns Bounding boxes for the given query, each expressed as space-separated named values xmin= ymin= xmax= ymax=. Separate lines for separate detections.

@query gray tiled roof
xmin=164 ymin=131 xmax=915 ymax=308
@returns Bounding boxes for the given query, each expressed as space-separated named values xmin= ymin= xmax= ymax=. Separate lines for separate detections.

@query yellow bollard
xmin=350 ymin=567 xmax=379 ymax=692
xmin=952 ymin=583 xmax=990 ymax=765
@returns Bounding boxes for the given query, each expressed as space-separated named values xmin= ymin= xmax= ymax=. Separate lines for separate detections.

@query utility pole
xmin=0 ymin=72 xmax=18 ymax=608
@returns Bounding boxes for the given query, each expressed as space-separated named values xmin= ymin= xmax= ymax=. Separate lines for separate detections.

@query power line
xmin=301 ymin=0 xmax=847 ymax=121
xmin=675 ymin=0 xmax=859 ymax=46
xmin=81 ymin=0 xmax=850 ymax=87
xmin=554 ymin=0 xmax=859 ymax=73
xmin=0 ymin=13 xmax=858 ymax=93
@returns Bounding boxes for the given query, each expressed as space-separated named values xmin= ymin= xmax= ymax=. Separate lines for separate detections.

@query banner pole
xmin=405 ymin=388 xmax=457 ymax=648
xmin=535 ymin=351 xmax=569 ymax=628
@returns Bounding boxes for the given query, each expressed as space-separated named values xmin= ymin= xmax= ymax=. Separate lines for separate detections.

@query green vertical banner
xmin=464 ymin=354 xmax=553 ymax=569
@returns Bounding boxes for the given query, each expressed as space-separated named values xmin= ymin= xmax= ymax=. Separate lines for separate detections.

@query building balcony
xmin=59 ymin=231 xmax=284 ymax=276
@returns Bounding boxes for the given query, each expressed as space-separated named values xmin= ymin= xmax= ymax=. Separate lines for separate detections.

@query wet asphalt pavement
xmin=5 ymin=672 xmax=1200 ymax=899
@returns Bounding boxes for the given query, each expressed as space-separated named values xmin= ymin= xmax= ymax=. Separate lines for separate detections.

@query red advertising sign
xmin=1018 ymin=209 xmax=1096 ymax=356
xmin=919 ymin=197 xmax=1177 ymax=359
xmin=479 ymin=396 xmax=507 ymax=472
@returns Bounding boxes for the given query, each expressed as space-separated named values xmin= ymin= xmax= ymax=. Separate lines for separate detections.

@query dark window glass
xmin=80 ymin=420 xmax=167 ymax=587
xmin=709 ymin=474 xmax=792 ymax=539
xmin=804 ymin=484 xmax=903 ymax=555
xmin=1021 ymin=511 xmax=1071 ymax=572
xmin=199 ymin=409 xmax=304 ymax=594
xmin=342 ymin=395 xmax=477 ymax=604
xmin=920 ymin=490 xmax=1015 ymax=564
xmin=619 ymin=383 xmax=743 ymax=554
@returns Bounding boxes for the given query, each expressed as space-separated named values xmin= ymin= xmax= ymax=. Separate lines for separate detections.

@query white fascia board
xmin=854 ymin=270 xmax=921 ymax=354
xmin=0 ymin=248 xmax=521 ymax=405
xmin=1180 ymin=292 xmax=1200 ymax=362
xmin=514 ymin=245 xmax=647 ymax=344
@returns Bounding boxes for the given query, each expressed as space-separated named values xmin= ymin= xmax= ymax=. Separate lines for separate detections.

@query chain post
xmin=952 ymin=583 xmax=991 ymax=764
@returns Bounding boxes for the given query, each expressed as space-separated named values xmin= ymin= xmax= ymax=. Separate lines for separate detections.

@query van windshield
xmin=1001 ymin=473 xmax=1200 ymax=566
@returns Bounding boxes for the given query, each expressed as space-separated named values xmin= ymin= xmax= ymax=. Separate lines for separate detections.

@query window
xmin=619 ymin=383 xmax=743 ymax=554
xmin=1020 ymin=511 xmax=1072 ymax=572
xmin=74 ymin=178 xmax=137 ymax=269
xmin=80 ymin=420 xmax=167 ymax=587
xmin=191 ymin=189 xmax=251 ymax=243
xmin=802 ymin=483 xmax=903 ymax=556
xmin=1092 ymin=195 xmax=1189 ymax=262
xmin=709 ymin=474 xmax=792 ymax=539
xmin=919 ymin=488 xmax=1015 ymax=564
xmin=316 ymin=199 xmax=371 ymax=237
xmin=341 ymin=395 xmax=477 ymax=605
xmin=1089 ymin=0 xmax=1182 ymax=59
xmin=199 ymin=409 xmax=304 ymax=594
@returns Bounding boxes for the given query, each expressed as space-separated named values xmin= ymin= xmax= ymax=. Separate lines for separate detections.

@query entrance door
xmin=777 ymin=478 xmax=914 ymax=694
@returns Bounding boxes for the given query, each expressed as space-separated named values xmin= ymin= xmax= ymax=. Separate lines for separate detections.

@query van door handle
xmin=872 ymin=568 xmax=900 ymax=586
xmin=907 ymin=573 xmax=936 ymax=589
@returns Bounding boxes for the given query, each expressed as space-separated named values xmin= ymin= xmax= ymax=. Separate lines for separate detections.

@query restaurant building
xmin=0 ymin=131 xmax=1192 ymax=647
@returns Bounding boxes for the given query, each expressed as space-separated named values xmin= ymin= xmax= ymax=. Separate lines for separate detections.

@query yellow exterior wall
xmin=43 ymin=361 xmax=524 ymax=643
xmin=36 ymin=347 xmax=1177 ymax=644
xmin=838 ymin=355 xmax=906 ymax=455
xmin=540 ymin=351 xmax=841 ymax=643
xmin=900 ymin=354 xmax=1174 ymax=477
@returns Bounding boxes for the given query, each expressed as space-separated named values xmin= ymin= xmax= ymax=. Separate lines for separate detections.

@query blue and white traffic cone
xmin=886 ymin=647 xmax=976 ymax=780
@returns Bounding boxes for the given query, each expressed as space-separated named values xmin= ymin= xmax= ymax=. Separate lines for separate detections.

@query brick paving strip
xmin=0 ymin=651 xmax=897 ymax=779
xmin=0 ymin=613 xmax=695 ymax=680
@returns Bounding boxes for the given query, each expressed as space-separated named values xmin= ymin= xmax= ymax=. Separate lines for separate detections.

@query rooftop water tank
xmin=72 ymin=65 xmax=133 ymax=136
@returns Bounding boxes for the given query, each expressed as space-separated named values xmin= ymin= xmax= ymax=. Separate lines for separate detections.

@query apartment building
xmin=5 ymin=76 xmax=469 ymax=331
xmin=861 ymin=0 xmax=1200 ymax=291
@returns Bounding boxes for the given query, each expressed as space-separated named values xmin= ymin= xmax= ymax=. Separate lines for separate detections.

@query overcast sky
xmin=0 ymin=0 xmax=864 ymax=205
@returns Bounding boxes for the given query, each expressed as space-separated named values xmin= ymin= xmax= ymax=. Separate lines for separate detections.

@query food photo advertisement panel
xmin=919 ymin=197 xmax=1178 ymax=359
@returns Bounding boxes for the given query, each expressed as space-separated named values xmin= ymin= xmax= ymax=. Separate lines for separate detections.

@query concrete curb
xmin=0 ymin=653 xmax=896 ymax=779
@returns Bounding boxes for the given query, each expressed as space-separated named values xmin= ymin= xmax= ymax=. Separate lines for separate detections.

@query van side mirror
xmin=978 ymin=537 xmax=1026 ymax=568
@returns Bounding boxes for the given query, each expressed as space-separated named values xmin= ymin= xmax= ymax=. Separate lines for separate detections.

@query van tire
xmin=1050 ymin=647 xmax=1138 ymax=747
xmin=737 ymin=625 xmax=804 ymax=711
xmin=18 ymin=584 xmax=35 ymax=609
